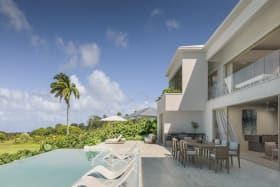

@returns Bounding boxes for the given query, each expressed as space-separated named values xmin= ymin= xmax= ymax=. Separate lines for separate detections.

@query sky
xmin=0 ymin=0 xmax=238 ymax=132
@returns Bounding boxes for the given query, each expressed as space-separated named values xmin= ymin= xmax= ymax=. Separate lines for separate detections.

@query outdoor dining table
xmin=183 ymin=140 xmax=216 ymax=168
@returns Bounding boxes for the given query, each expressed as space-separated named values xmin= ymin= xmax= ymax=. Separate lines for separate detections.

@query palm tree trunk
xmin=66 ymin=104 xmax=70 ymax=135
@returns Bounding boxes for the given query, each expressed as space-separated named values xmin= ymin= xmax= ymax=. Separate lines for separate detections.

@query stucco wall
xmin=163 ymin=111 xmax=204 ymax=133
xmin=179 ymin=52 xmax=208 ymax=111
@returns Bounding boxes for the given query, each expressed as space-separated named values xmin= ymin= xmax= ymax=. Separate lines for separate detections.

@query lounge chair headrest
xmin=117 ymin=135 xmax=122 ymax=141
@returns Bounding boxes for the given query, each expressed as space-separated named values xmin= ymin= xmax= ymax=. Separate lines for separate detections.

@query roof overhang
xmin=165 ymin=45 xmax=204 ymax=77
xmin=204 ymin=0 xmax=269 ymax=61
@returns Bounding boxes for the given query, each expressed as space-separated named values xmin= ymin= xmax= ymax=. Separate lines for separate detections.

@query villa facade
xmin=157 ymin=0 xmax=280 ymax=168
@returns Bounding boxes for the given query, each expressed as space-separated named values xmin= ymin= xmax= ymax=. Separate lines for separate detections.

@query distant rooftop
xmin=128 ymin=107 xmax=157 ymax=118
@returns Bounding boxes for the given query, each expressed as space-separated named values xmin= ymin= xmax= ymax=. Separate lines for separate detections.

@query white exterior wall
xmin=163 ymin=111 xmax=204 ymax=133
xmin=157 ymin=50 xmax=207 ymax=144
xmin=160 ymin=111 xmax=204 ymax=145
xmin=180 ymin=52 xmax=208 ymax=111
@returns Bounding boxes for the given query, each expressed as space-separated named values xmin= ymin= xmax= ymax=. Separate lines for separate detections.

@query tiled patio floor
xmin=97 ymin=141 xmax=280 ymax=187
xmin=139 ymin=142 xmax=280 ymax=187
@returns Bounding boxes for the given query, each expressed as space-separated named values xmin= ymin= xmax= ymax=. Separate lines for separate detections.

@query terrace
xmin=83 ymin=141 xmax=280 ymax=187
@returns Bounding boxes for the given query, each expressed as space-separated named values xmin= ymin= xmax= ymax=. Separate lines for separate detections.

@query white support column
xmin=156 ymin=114 xmax=160 ymax=144
xmin=226 ymin=106 xmax=229 ymax=144
xmin=278 ymin=95 xmax=280 ymax=170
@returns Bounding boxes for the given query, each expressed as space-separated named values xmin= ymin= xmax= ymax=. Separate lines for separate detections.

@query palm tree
xmin=50 ymin=72 xmax=80 ymax=135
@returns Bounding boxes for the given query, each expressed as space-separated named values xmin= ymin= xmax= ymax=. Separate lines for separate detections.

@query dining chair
xmin=213 ymin=139 xmax=221 ymax=145
xmin=228 ymin=142 xmax=240 ymax=168
xmin=264 ymin=142 xmax=277 ymax=159
xmin=184 ymin=136 xmax=192 ymax=141
xmin=209 ymin=145 xmax=229 ymax=173
xmin=183 ymin=142 xmax=199 ymax=167
xmin=178 ymin=140 xmax=186 ymax=165
xmin=221 ymin=139 xmax=227 ymax=146
xmin=172 ymin=137 xmax=179 ymax=160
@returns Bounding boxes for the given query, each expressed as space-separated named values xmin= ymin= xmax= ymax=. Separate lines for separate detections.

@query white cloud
xmin=165 ymin=19 xmax=180 ymax=30
xmin=0 ymin=0 xmax=31 ymax=31
xmin=106 ymin=29 xmax=128 ymax=48
xmin=87 ymin=70 xmax=125 ymax=103
xmin=57 ymin=37 xmax=100 ymax=69
xmin=151 ymin=8 xmax=162 ymax=16
xmin=0 ymin=71 xmax=156 ymax=132
xmin=31 ymin=35 xmax=47 ymax=47
xmin=70 ymin=75 xmax=86 ymax=95
xmin=0 ymin=110 xmax=5 ymax=116
xmin=0 ymin=88 xmax=65 ymax=132
xmin=79 ymin=43 xmax=100 ymax=67
xmin=0 ymin=0 xmax=48 ymax=49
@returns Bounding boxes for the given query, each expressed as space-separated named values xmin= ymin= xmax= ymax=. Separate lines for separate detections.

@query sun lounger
xmin=73 ymin=156 xmax=135 ymax=187
xmin=103 ymin=143 xmax=138 ymax=161
xmin=85 ymin=156 xmax=135 ymax=180
xmin=105 ymin=139 xmax=126 ymax=144
xmin=105 ymin=135 xmax=126 ymax=144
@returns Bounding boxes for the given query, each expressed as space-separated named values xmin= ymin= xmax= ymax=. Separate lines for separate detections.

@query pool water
xmin=0 ymin=149 xmax=93 ymax=187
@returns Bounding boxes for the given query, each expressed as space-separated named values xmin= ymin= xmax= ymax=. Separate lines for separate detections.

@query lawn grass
xmin=0 ymin=141 xmax=40 ymax=154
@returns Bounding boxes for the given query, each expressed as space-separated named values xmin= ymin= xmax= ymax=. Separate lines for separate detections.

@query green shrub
xmin=0 ymin=149 xmax=41 ymax=165
xmin=163 ymin=87 xmax=182 ymax=93
xmin=36 ymin=119 xmax=156 ymax=150
xmin=43 ymin=144 xmax=52 ymax=152
xmin=15 ymin=133 xmax=33 ymax=144
xmin=0 ymin=118 xmax=157 ymax=166
xmin=0 ymin=132 xmax=6 ymax=142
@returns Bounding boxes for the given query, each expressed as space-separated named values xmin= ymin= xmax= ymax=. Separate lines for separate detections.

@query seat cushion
xmin=210 ymin=153 xmax=215 ymax=158
xmin=214 ymin=139 xmax=220 ymax=145
xmin=229 ymin=150 xmax=237 ymax=155
xmin=221 ymin=140 xmax=227 ymax=146
xmin=187 ymin=151 xmax=197 ymax=155
xmin=229 ymin=142 xmax=238 ymax=151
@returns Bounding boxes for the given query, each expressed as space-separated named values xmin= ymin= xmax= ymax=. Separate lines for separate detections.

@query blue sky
xmin=0 ymin=0 xmax=238 ymax=132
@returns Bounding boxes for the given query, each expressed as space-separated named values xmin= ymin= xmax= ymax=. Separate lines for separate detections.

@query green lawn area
xmin=0 ymin=142 xmax=40 ymax=154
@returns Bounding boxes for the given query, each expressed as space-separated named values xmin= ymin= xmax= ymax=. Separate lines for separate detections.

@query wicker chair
xmin=178 ymin=140 xmax=186 ymax=165
xmin=172 ymin=138 xmax=179 ymax=159
xmin=183 ymin=142 xmax=199 ymax=167
xmin=209 ymin=145 xmax=229 ymax=173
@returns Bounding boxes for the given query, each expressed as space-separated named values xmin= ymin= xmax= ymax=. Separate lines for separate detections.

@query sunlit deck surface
xmin=131 ymin=141 xmax=279 ymax=187
xmin=100 ymin=141 xmax=280 ymax=187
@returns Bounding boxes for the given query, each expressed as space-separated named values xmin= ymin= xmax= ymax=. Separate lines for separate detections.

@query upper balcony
xmin=226 ymin=50 xmax=280 ymax=94
xmin=157 ymin=89 xmax=183 ymax=113
xmin=209 ymin=50 xmax=280 ymax=100
xmin=157 ymin=67 xmax=183 ymax=113
xmin=158 ymin=45 xmax=208 ymax=113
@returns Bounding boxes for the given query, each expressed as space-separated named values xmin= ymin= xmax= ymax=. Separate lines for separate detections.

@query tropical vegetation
xmin=156 ymin=87 xmax=182 ymax=101
xmin=0 ymin=118 xmax=156 ymax=165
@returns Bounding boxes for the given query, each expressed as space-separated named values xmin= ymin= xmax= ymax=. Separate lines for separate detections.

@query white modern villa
xmin=157 ymin=0 xmax=280 ymax=168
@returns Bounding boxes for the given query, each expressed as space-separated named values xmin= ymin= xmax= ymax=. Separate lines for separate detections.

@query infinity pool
xmin=0 ymin=149 xmax=93 ymax=187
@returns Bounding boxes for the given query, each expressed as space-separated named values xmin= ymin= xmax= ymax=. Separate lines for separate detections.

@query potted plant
xmin=191 ymin=121 xmax=199 ymax=134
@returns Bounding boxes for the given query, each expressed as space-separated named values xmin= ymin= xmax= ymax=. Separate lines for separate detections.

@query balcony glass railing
xmin=209 ymin=50 xmax=280 ymax=100
xmin=232 ymin=50 xmax=280 ymax=91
